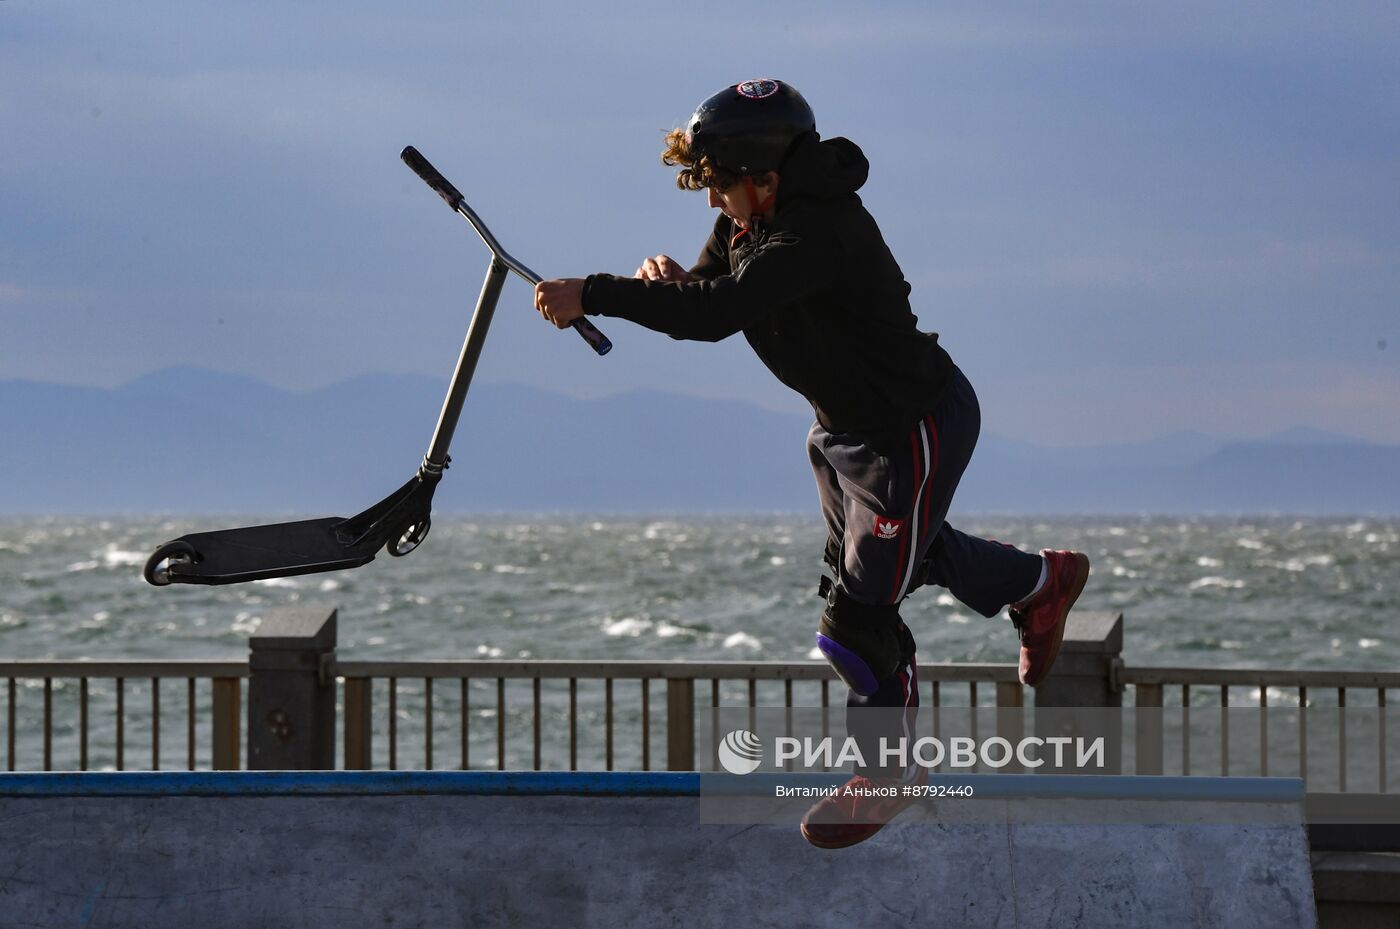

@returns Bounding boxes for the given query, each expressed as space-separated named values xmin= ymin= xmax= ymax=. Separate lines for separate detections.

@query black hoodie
xmin=581 ymin=134 xmax=954 ymax=453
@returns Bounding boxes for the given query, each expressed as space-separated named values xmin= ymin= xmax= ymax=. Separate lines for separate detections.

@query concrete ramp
xmin=0 ymin=771 xmax=1315 ymax=928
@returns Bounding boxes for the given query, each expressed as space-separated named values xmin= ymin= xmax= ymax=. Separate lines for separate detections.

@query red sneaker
xmin=1010 ymin=549 xmax=1090 ymax=687
xmin=799 ymin=774 xmax=920 ymax=849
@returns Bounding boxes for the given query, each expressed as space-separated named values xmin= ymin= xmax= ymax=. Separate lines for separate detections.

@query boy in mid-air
xmin=535 ymin=79 xmax=1090 ymax=848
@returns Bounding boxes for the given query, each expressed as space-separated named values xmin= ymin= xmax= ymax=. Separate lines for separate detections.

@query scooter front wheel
xmin=144 ymin=540 xmax=199 ymax=586
xmin=387 ymin=518 xmax=431 ymax=557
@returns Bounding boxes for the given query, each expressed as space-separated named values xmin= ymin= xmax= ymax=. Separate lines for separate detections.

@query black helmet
xmin=685 ymin=79 xmax=816 ymax=176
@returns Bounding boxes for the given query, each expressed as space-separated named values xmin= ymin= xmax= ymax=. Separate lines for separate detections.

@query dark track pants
xmin=806 ymin=367 xmax=1044 ymax=777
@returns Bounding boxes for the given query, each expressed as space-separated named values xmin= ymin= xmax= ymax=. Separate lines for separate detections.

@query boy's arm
xmin=583 ymin=229 xmax=841 ymax=342
xmin=687 ymin=216 xmax=731 ymax=281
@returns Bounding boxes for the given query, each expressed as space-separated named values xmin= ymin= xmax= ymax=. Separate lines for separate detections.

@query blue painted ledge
xmin=0 ymin=770 xmax=701 ymax=797
xmin=0 ymin=770 xmax=1304 ymax=802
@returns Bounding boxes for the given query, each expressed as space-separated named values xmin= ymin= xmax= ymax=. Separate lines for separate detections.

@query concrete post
xmin=1034 ymin=611 xmax=1124 ymax=774
xmin=247 ymin=606 xmax=338 ymax=770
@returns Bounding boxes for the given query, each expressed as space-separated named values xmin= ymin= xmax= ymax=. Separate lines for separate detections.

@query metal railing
xmin=0 ymin=661 xmax=245 ymax=772
xmin=0 ymin=656 xmax=1027 ymax=773
xmin=0 ymin=608 xmax=1389 ymax=787
xmin=3 ymin=656 xmax=1393 ymax=791
xmin=1124 ymin=666 xmax=1398 ymax=790
xmin=334 ymin=659 xmax=1021 ymax=772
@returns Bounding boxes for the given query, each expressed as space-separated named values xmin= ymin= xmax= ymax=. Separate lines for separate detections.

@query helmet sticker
xmin=736 ymin=79 xmax=780 ymax=100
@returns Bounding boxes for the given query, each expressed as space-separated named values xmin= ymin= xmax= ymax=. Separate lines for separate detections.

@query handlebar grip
xmin=572 ymin=318 xmax=613 ymax=356
xmin=401 ymin=146 xmax=464 ymax=210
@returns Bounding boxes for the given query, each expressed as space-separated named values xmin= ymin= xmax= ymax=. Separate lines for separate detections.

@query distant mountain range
xmin=1 ymin=368 xmax=1397 ymax=515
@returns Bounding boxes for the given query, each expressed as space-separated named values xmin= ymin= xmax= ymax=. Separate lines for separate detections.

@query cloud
xmin=0 ymin=283 xmax=97 ymax=307
xmin=3 ymin=0 xmax=1398 ymax=446
xmin=784 ymin=3 xmax=1399 ymax=56
xmin=788 ymin=14 xmax=1079 ymax=51
xmin=913 ymin=236 xmax=1393 ymax=292
xmin=975 ymin=360 xmax=1400 ymax=446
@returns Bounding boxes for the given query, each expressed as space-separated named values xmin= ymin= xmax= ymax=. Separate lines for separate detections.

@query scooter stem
xmin=422 ymin=256 xmax=507 ymax=475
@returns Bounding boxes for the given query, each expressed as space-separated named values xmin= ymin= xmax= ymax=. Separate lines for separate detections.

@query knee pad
xmin=815 ymin=587 xmax=902 ymax=697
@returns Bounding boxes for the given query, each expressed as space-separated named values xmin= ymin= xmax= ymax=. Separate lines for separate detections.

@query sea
xmin=1 ymin=514 xmax=1396 ymax=773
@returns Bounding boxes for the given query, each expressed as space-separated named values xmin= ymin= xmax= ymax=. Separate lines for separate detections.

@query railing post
xmin=1135 ymin=683 xmax=1165 ymax=775
xmin=211 ymin=679 xmax=241 ymax=771
xmin=1034 ymin=611 xmax=1124 ymax=774
xmin=996 ymin=682 xmax=1026 ymax=774
xmin=247 ymin=606 xmax=337 ymax=771
xmin=666 ymin=678 xmax=695 ymax=772
xmin=344 ymin=678 xmax=373 ymax=770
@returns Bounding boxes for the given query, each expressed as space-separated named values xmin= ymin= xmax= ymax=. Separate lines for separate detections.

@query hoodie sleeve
xmin=583 ymin=227 xmax=842 ymax=342
xmin=687 ymin=217 xmax=730 ymax=281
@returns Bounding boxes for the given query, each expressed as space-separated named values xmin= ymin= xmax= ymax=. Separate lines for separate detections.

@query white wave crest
xmin=1189 ymin=577 xmax=1247 ymax=590
xmin=102 ymin=548 xmax=147 ymax=567
xmin=723 ymin=632 xmax=763 ymax=651
xmin=604 ymin=617 xmax=650 ymax=637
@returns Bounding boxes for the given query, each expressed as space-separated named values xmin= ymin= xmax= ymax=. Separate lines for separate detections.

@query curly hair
xmin=661 ymin=127 xmax=748 ymax=192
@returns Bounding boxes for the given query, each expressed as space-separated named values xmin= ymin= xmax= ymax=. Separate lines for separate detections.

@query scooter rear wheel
xmin=144 ymin=541 xmax=199 ymax=586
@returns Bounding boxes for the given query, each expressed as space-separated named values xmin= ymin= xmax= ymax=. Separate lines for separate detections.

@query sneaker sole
xmin=1025 ymin=552 xmax=1090 ymax=688
xmin=800 ymin=820 xmax=877 ymax=850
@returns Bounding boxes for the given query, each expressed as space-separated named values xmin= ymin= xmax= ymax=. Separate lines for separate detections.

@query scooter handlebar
xmin=402 ymin=146 xmax=612 ymax=357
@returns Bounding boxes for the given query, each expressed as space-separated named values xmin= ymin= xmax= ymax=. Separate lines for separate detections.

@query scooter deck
xmin=161 ymin=518 xmax=379 ymax=585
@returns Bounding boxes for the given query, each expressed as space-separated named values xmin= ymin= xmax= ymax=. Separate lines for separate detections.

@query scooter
xmin=143 ymin=147 xmax=611 ymax=586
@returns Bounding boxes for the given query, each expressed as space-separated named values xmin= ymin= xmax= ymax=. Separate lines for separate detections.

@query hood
xmin=775 ymin=134 xmax=869 ymax=207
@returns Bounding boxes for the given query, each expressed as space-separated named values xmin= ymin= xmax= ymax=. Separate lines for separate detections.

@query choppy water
xmin=2 ymin=514 xmax=1395 ymax=668
xmin=1 ymin=515 xmax=1396 ymax=774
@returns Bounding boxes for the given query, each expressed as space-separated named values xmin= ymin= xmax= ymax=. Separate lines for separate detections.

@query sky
xmin=3 ymin=1 xmax=1398 ymax=446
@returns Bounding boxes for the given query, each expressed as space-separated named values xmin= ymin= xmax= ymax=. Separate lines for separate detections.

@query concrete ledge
xmin=0 ymin=772 xmax=1318 ymax=929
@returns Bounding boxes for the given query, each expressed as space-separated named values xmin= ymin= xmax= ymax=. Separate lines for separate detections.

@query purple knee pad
xmin=815 ymin=587 xmax=903 ymax=697
xmin=816 ymin=632 xmax=882 ymax=696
